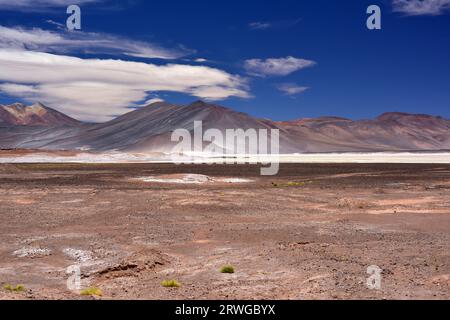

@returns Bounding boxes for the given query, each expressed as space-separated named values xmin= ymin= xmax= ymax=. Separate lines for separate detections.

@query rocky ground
xmin=0 ymin=162 xmax=449 ymax=300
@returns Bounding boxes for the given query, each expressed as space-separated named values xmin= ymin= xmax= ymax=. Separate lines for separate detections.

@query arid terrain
xmin=0 ymin=162 xmax=449 ymax=300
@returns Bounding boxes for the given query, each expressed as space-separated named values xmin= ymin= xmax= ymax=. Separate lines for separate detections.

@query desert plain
xmin=0 ymin=159 xmax=449 ymax=300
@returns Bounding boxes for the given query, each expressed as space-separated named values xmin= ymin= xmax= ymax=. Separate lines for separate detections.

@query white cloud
xmin=135 ymin=97 xmax=165 ymax=107
xmin=392 ymin=0 xmax=450 ymax=15
xmin=0 ymin=50 xmax=250 ymax=122
xmin=249 ymin=22 xmax=272 ymax=30
xmin=188 ymin=86 xmax=252 ymax=101
xmin=144 ymin=98 xmax=165 ymax=105
xmin=0 ymin=25 xmax=189 ymax=59
xmin=0 ymin=0 xmax=100 ymax=10
xmin=277 ymin=83 xmax=309 ymax=96
xmin=244 ymin=56 xmax=316 ymax=77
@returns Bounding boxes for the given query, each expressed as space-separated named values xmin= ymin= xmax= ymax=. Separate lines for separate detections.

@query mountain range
xmin=1 ymin=101 xmax=449 ymax=153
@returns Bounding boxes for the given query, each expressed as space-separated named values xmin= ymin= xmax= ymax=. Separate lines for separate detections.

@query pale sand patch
xmin=62 ymin=248 xmax=93 ymax=264
xmin=137 ymin=174 xmax=253 ymax=185
xmin=60 ymin=199 xmax=85 ymax=204
xmin=139 ymin=174 xmax=212 ymax=184
xmin=367 ymin=209 xmax=448 ymax=215
xmin=13 ymin=247 xmax=51 ymax=258
xmin=218 ymin=178 xmax=254 ymax=183
xmin=13 ymin=199 xmax=36 ymax=205
xmin=175 ymin=199 xmax=224 ymax=206
xmin=193 ymin=240 xmax=216 ymax=244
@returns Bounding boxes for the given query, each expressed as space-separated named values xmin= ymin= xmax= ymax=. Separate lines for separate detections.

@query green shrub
xmin=220 ymin=265 xmax=235 ymax=274
xmin=161 ymin=280 xmax=181 ymax=288
xmin=3 ymin=284 xmax=26 ymax=292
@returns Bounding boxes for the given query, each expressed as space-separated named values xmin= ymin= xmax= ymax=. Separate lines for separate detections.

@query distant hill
xmin=1 ymin=101 xmax=449 ymax=153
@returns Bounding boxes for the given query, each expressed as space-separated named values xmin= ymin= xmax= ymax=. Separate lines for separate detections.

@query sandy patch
xmin=219 ymin=178 xmax=254 ymax=183
xmin=139 ymin=174 xmax=212 ymax=184
xmin=60 ymin=199 xmax=85 ymax=204
xmin=13 ymin=199 xmax=36 ymax=205
xmin=63 ymin=248 xmax=93 ymax=264
xmin=13 ymin=247 xmax=52 ymax=258
xmin=137 ymin=174 xmax=253 ymax=185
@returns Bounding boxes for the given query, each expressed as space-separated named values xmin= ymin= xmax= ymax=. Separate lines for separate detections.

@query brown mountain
xmin=0 ymin=101 xmax=449 ymax=153
xmin=277 ymin=112 xmax=450 ymax=152
xmin=0 ymin=103 xmax=80 ymax=126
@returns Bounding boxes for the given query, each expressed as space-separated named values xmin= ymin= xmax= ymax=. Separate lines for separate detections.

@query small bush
xmin=220 ymin=265 xmax=235 ymax=274
xmin=3 ymin=284 xmax=13 ymax=291
xmin=80 ymin=287 xmax=103 ymax=297
xmin=15 ymin=284 xmax=26 ymax=292
xmin=3 ymin=284 xmax=26 ymax=292
xmin=161 ymin=280 xmax=181 ymax=288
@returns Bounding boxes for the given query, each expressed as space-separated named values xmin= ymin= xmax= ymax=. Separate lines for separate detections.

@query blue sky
xmin=0 ymin=0 xmax=449 ymax=122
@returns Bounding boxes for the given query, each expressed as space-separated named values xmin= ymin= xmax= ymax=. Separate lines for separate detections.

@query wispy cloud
xmin=248 ymin=22 xmax=272 ymax=30
xmin=277 ymin=83 xmax=309 ymax=96
xmin=392 ymin=0 xmax=450 ymax=16
xmin=248 ymin=19 xmax=301 ymax=31
xmin=244 ymin=56 xmax=316 ymax=77
xmin=0 ymin=25 xmax=191 ymax=59
xmin=135 ymin=97 xmax=165 ymax=107
xmin=45 ymin=20 xmax=66 ymax=29
xmin=0 ymin=50 xmax=250 ymax=122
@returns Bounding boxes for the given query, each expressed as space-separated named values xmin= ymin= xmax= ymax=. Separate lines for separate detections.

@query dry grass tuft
xmin=161 ymin=280 xmax=181 ymax=288
xmin=80 ymin=287 xmax=103 ymax=297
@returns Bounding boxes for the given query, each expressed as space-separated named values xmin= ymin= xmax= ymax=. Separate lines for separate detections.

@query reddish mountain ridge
xmin=0 ymin=101 xmax=449 ymax=153
xmin=0 ymin=103 xmax=80 ymax=126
